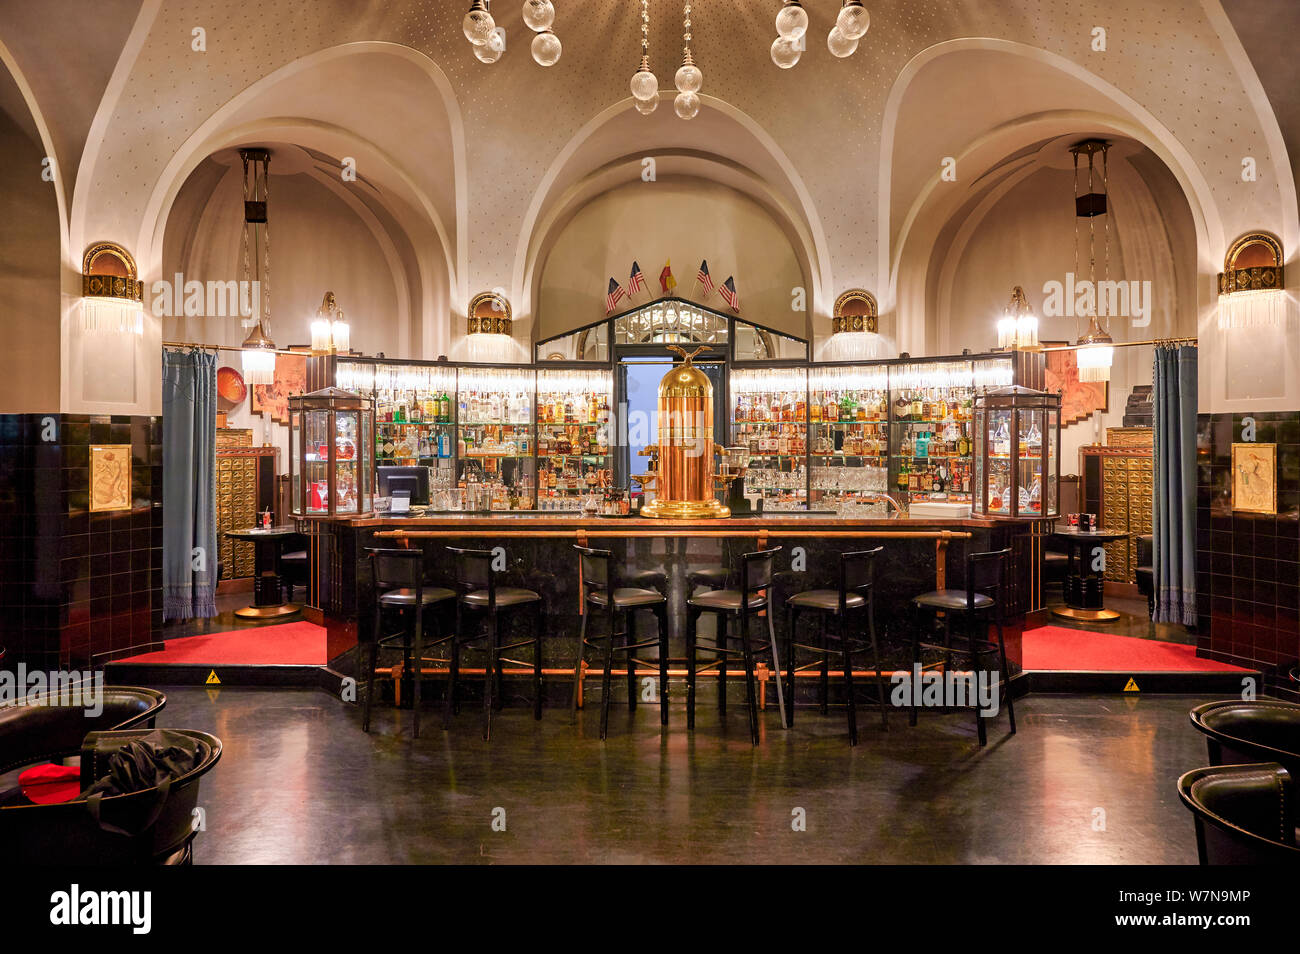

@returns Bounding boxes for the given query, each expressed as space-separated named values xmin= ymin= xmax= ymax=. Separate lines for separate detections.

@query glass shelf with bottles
xmin=731 ymin=368 xmax=808 ymax=510
xmin=368 ymin=363 xmax=457 ymax=466
xmin=807 ymin=366 xmax=889 ymax=511
xmin=887 ymin=361 xmax=979 ymax=503
xmin=455 ymin=367 xmax=535 ymax=510
xmin=537 ymin=369 xmax=613 ymax=505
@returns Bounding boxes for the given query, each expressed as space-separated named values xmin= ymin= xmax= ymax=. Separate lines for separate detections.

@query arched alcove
xmin=0 ymin=52 xmax=61 ymax=411
xmin=514 ymin=96 xmax=830 ymax=351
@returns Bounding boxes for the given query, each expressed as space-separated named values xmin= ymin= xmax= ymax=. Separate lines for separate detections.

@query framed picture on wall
xmin=1231 ymin=442 xmax=1277 ymax=514
xmin=1043 ymin=341 xmax=1108 ymax=425
xmin=90 ymin=444 xmax=132 ymax=512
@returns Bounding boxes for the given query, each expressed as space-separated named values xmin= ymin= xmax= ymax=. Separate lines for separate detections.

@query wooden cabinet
xmin=216 ymin=447 xmax=279 ymax=579
xmin=1080 ymin=446 xmax=1152 ymax=583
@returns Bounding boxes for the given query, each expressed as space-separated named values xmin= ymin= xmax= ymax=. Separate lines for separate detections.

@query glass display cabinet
xmin=730 ymin=368 xmax=807 ymax=511
xmin=537 ymin=368 xmax=613 ymax=510
xmin=972 ymin=385 xmax=1061 ymax=519
xmin=455 ymin=366 xmax=535 ymax=511
xmin=808 ymin=365 xmax=889 ymax=515
xmin=289 ymin=387 xmax=375 ymax=517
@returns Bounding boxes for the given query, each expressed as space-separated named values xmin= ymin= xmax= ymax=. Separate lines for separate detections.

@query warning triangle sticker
xmin=1122 ymin=677 xmax=1140 ymax=692
xmin=205 ymin=670 xmax=221 ymax=685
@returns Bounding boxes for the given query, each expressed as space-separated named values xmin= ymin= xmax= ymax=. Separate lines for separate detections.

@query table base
xmin=234 ymin=603 xmax=302 ymax=620
xmin=1050 ymin=605 xmax=1121 ymax=623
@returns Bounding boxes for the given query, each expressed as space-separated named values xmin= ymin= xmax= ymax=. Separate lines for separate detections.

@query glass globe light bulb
xmin=837 ymin=2 xmax=870 ymax=40
xmin=522 ymin=0 xmax=556 ymax=32
xmin=827 ymin=27 xmax=858 ymax=58
xmin=463 ymin=7 xmax=496 ymax=46
xmin=485 ymin=27 xmax=506 ymax=53
xmin=771 ymin=36 xmax=802 ymax=69
xmin=635 ymin=91 xmax=660 ymax=116
xmin=775 ymin=2 xmax=808 ymax=40
xmin=630 ymin=68 xmax=659 ymax=101
xmin=474 ymin=42 xmax=503 ymax=64
xmin=675 ymin=62 xmax=703 ymax=94
xmin=674 ymin=90 xmax=700 ymax=120
xmin=531 ymin=30 xmax=562 ymax=66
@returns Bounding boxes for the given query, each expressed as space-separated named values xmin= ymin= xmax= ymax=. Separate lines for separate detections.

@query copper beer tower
xmin=638 ymin=346 xmax=734 ymax=519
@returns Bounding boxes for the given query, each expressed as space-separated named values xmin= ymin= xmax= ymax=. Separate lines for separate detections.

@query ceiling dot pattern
xmin=79 ymin=0 xmax=1282 ymax=306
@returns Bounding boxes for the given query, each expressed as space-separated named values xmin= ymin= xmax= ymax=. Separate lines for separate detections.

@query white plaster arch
xmin=108 ymin=42 xmax=465 ymax=315
xmin=880 ymin=39 xmax=1230 ymax=354
xmin=512 ymin=94 xmax=834 ymax=334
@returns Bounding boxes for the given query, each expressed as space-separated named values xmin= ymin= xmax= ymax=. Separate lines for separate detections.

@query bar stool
xmin=362 ymin=547 xmax=456 ymax=738
xmin=909 ymin=548 xmax=1016 ymax=746
xmin=784 ymin=547 xmax=888 ymax=745
xmin=687 ymin=568 xmax=731 ymax=594
xmin=569 ymin=546 xmax=669 ymax=739
xmin=444 ymin=546 xmax=545 ymax=741
xmin=686 ymin=547 xmax=786 ymax=744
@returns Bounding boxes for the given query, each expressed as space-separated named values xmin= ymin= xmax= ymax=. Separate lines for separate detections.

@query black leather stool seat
xmin=589 ymin=587 xmax=666 ymax=608
xmin=1191 ymin=700 xmax=1300 ymax=779
xmin=462 ymin=587 xmax=541 ymax=607
xmin=912 ymin=589 xmax=993 ymax=611
xmin=688 ymin=568 xmax=730 ymax=590
xmin=1178 ymin=762 xmax=1299 ymax=863
xmin=690 ymin=589 xmax=767 ymax=612
xmin=786 ymin=589 xmax=864 ymax=612
xmin=379 ymin=586 xmax=456 ymax=607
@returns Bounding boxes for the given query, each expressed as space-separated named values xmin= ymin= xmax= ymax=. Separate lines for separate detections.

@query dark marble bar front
xmin=310 ymin=514 xmax=1038 ymax=698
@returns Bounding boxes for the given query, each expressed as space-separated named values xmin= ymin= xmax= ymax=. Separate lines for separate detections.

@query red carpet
xmin=115 ymin=621 xmax=327 ymax=666
xmin=1022 ymin=625 xmax=1249 ymax=672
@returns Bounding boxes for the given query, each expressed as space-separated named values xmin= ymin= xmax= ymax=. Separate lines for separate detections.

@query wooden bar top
xmin=327 ymin=512 xmax=1006 ymax=531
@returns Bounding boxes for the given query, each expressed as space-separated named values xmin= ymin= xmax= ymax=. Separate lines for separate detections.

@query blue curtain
xmin=162 ymin=349 xmax=218 ymax=620
xmin=1153 ymin=344 xmax=1197 ymax=624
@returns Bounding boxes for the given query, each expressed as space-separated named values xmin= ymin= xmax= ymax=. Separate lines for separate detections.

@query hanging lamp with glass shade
xmin=1069 ymin=139 xmax=1115 ymax=383
xmin=630 ymin=0 xmax=658 ymax=113
xmin=310 ymin=291 xmax=351 ymax=356
xmin=775 ymin=1 xmax=809 ymax=39
xmin=996 ymin=285 xmax=1039 ymax=350
xmin=463 ymin=0 xmax=496 ymax=46
xmin=673 ymin=2 xmax=701 ymax=119
xmin=836 ymin=0 xmax=871 ymax=40
xmin=238 ymin=148 xmax=277 ymax=385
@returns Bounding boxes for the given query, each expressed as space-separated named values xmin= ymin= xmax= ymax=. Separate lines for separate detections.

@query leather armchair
xmin=0 ymin=686 xmax=166 ymax=775
xmin=1190 ymin=700 xmax=1300 ymax=781
xmin=0 ymin=728 xmax=221 ymax=865
xmin=1177 ymin=762 xmax=1299 ymax=864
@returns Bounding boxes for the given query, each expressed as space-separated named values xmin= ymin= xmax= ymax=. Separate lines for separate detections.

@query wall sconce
xmin=81 ymin=242 xmax=144 ymax=335
xmin=1218 ymin=231 xmax=1287 ymax=329
xmin=996 ymin=285 xmax=1040 ymax=350
xmin=823 ymin=289 xmax=882 ymax=361
xmin=466 ymin=290 xmax=514 ymax=362
xmin=310 ymin=291 xmax=351 ymax=355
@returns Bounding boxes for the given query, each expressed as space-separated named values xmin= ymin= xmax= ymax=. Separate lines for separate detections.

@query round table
xmin=224 ymin=527 xmax=302 ymax=620
xmin=1049 ymin=528 xmax=1130 ymax=623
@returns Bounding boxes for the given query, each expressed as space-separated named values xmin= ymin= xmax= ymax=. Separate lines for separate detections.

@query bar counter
xmin=307 ymin=512 xmax=1039 ymax=680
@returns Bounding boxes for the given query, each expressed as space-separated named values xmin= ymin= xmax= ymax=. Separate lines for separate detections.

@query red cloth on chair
xmin=18 ymin=763 xmax=82 ymax=804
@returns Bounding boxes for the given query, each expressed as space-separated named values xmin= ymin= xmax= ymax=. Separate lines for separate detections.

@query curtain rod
xmin=1037 ymin=336 xmax=1197 ymax=352
xmin=162 ymin=340 xmax=306 ymax=356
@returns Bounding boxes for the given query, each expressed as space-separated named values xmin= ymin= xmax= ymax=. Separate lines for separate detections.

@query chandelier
xmin=630 ymin=0 xmax=660 ymax=114
xmin=673 ymin=2 xmax=702 ymax=120
xmin=772 ymin=1 xmax=870 ymax=67
xmin=464 ymin=2 xmax=562 ymax=67
xmin=238 ymin=148 xmax=277 ymax=386
xmin=1071 ymin=140 xmax=1114 ymax=383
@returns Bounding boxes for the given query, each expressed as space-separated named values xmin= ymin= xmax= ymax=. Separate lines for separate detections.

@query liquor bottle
xmin=795 ymin=391 xmax=807 ymax=421
xmin=897 ymin=459 xmax=909 ymax=493
xmin=735 ymin=394 xmax=747 ymax=424
xmin=809 ymin=396 xmax=822 ymax=424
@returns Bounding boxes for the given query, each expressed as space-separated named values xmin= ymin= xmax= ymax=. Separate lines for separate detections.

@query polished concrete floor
xmin=163 ymin=686 xmax=1225 ymax=864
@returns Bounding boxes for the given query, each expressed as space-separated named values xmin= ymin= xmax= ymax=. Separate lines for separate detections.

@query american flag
xmin=694 ymin=259 xmax=715 ymax=299
xmin=628 ymin=261 xmax=647 ymax=296
xmin=719 ymin=276 xmax=740 ymax=312
xmin=605 ymin=277 xmax=626 ymax=314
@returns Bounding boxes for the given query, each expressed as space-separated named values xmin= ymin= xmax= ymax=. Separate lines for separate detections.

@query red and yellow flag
xmin=659 ymin=259 xmax=677 ymax=295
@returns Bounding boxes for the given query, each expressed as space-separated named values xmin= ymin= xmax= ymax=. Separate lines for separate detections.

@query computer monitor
xmin=377 ymin=466 xmax=430 ymax=506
